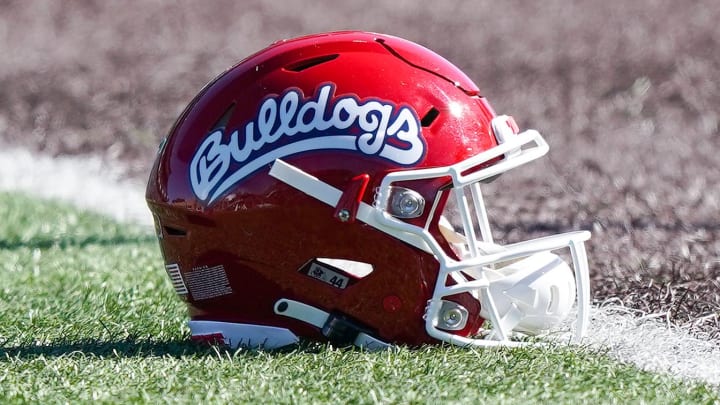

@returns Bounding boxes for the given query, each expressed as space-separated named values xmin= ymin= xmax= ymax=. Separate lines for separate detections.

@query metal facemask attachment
xmin=269 ymin=115 xmax=590 ymax=348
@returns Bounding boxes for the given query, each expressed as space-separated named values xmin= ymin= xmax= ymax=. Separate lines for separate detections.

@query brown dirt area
xmin=0 ymin=0 xmax=718 ymax=338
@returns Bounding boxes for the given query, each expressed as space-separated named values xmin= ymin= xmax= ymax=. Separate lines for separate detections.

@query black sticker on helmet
xmin=185 ymin=264 xmax=233 ymax=300
xmin=300 ymin=260 xmax=351 ymax=289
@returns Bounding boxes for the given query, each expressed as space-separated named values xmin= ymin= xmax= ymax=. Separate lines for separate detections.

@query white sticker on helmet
xmin=189 ymin=83 xmax=427 ymax=203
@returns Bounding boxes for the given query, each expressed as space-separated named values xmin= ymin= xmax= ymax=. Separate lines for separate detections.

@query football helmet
xmin=146 ymin=31 xmax=591 ymax=349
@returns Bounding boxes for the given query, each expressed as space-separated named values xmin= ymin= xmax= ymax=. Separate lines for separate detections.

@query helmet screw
xmin=337 ymin=209 xmax=351 ymax=222
xmin=443 ymin=308 xmax=464 ymax=327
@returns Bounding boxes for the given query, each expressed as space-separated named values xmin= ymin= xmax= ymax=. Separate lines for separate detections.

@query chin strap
xmin=274 ymin=298 xmax=391 ymax=351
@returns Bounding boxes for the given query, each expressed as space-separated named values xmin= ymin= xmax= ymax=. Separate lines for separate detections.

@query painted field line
xmin=0 ymin=145 xmax=718 ymax=386
xmin=560 ymin=304 xmax=720 ymax=386
xmin=0 ymin=145 xmax=152 ymax=226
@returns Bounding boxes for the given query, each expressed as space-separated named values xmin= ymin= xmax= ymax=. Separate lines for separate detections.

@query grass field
xmin=0 ymin=192 xmax=717 ymax=404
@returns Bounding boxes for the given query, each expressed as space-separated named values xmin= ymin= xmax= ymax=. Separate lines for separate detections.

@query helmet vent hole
xmin=163 ymin=226 xmax=187 ymax=237
xmin=211 ymin=102 xmax=236 ymax=131
xmin=421 ymin=107 xmax=440 ymax=127
xmin=285 ymin=54 xmax=339 ymax=72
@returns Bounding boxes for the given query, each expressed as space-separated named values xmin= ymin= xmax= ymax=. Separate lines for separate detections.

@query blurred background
xmin=0 ymin=0 xmax=718 ymax=336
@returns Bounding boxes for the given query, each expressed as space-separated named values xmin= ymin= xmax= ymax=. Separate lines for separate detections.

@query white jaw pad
xmin=480 ymin=252 xmax=576 ymax=335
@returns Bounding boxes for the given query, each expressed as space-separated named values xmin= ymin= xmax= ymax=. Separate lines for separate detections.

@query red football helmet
xmin=146 ymin=31 xmax=591 ymax=349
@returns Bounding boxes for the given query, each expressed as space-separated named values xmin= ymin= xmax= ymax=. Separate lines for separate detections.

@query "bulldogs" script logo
xmin=190 ymin=83 xmax=426 ymax=203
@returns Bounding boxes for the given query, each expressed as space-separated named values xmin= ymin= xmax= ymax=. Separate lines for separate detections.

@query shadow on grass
xmin=0 ymin=338 xmax=321 ymax=360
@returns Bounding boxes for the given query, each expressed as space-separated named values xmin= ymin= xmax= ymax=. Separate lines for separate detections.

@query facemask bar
xmin=425 ymin=228 xmax=590 ymax=347
xmin=269 ymin=116 xmax=591 ymax=348
xmin=471 ymin=183 xmax=494 ymax=244
xmin=373 ymin=116 xmax=550 ymax=253
xmin=374 ymin=116 xmax=590 ymax=346
xmin=451 ymin=183 xmax=495 ymax=255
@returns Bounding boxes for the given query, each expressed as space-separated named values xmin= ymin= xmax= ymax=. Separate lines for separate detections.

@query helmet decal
xmin=190 ymin=83 xmax=426 ymax=203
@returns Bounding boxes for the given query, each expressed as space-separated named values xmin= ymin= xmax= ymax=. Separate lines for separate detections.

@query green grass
xmin=0 ymin=192 xmax=717 ymax=404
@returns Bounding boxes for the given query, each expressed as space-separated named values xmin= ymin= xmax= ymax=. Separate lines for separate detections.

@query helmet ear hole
xmin=163 ymin=225 xmax=187 ymax=237
xmin=284 ymin=54 xmax=339 ymax=72
xmin=316 ymin=258 xmax=374 ymax=279
xmin=298 ymin=259 xmax=374 ymax=290
xmin=420 ymin=107 xmax=440 ymax=127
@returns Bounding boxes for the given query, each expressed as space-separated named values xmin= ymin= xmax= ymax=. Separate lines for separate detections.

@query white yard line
xmin=0 ymin=145 xmax=152 ymax=226
xmin=579 ymin=304 xmax=720 ymax=386
xmin=1 ymin=145 xmax=718 ymax=386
